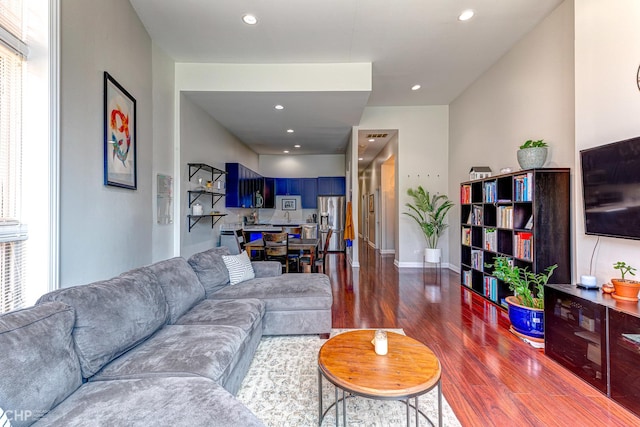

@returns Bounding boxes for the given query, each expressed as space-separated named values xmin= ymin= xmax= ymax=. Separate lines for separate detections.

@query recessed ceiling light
xmin=368 ymin=138 xmax=375 ymax=142
xmin=242 ymin=14 xmax=258 ymax=25
xmin=411 ymin=84 xmax=421 ymax=91
xmin=287 ymin=129 xmax=294 ymax=133
xmin=358 ymin=157 xmax=364 ymax=161
xmin=458 ymin=10 xmax=474 ymax=21
xmin=283 ymin=150 xmax=289 ymax=154
xmin=294 ymin=144 xmax=301 ymax=148
xmin=274 ymin=104 xmax=284 ymax=110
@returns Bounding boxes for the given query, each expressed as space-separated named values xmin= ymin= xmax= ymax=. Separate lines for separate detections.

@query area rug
xmin=236 ymin=329 xmax=461 ymax=426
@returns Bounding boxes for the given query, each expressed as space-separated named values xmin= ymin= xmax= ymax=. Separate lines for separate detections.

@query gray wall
xmin=448 ymin=0 xmax=575 ymax=272
xmin=60 ymin=0 xmax=153 ymax=286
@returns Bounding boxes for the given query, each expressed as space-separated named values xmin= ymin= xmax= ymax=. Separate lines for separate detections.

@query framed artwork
xmin=369 ymin=194 xmax=374 ymax=212
xmin=282 ymin=198 xmax=297 ymax=210
xmin=104 ymin=72 xmax=137 ymax=189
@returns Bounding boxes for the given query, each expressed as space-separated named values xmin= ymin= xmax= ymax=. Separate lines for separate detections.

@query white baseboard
xmin=394 ymin=260 xmax=454 ymax=269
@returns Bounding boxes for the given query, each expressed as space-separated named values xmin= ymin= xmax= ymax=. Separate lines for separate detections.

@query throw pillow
xmin=222 ymin=251 xmax=255 ymax=285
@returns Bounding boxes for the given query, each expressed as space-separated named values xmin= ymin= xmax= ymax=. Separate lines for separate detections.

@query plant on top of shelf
xmin=404 ymin=186 xmax=454 ymax=250
xmin=611 ymin=261 xmax=640 ymax=301
xmin=517 ymin=139 xmax=549 ymax=169
xmin=490 ymin=256 xmax=557 ymax=309
xmin=519 ymin=139 xmax=548 ymax=149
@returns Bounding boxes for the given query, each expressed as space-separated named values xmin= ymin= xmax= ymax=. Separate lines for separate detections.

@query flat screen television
xmin=580 ymin=136 xmax=640 ymax=240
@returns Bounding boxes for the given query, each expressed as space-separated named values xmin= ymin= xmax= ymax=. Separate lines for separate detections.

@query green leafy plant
xmin=489 ymin=256 xmax=557 ymax=309
xmin=519 ymin=139 xmax=548 ymax=149
xmin=403 ymin=186 xmax=454 ymax=249
xmin=613 ymin=261 xmax=637 ymax=281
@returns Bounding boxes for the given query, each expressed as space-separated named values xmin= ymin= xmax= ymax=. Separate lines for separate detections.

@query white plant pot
xmin=424 ymin=248 xmax=441 ymax=263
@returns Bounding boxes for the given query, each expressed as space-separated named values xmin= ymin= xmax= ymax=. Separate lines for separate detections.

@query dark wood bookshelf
xmin=459 ymin=168 xmax=571 ymax=308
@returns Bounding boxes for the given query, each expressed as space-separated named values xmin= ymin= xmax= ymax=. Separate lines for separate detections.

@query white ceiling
xmin=130 ymin=0 xmax=562 ymax=169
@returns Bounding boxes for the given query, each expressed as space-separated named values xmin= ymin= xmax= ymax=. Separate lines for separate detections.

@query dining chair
xmin=300 ymin=228 xmax=332 ymax=274
xmin=262 ymin=231 xmax=289 ymax=273
xmin=283 ymin=226 xmax=302 ymax=272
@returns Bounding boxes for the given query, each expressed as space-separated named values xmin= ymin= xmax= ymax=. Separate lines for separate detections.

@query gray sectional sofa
xmin=0 ymin=247 xmax=333 ymax=427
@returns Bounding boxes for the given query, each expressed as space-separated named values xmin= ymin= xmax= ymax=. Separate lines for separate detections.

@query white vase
xmin=424 ymin=248 xmax=441 ymax=263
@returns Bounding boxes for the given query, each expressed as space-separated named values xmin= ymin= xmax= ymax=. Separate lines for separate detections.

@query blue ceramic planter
xmin=506 ymin=296 xmax=544 ymax=339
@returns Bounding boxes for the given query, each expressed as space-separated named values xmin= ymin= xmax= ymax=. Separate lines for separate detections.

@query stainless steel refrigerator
xmin=317 ymin=196 xmax=345 ymax=251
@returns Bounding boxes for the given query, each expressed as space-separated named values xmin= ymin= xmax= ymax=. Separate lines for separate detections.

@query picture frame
xmin=282 ymin=198 xmax=297 ymax=210
xmin=104 ymin=72 xmax=137 ymax=189
xmin=369 ymin=194 xmax=374 ymax=212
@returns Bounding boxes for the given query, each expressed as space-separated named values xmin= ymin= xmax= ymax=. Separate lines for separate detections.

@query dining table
xmin=244 ymin=237 xmax=320 ymax=271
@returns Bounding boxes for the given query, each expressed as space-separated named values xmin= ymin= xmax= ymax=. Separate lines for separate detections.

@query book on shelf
xmin=514 ymin=232 xmax=533 ymax=260
xmin=461 ymin=227 xmax=471 ymax=245
xmin=462 ymin=270 xmax=472 ymax=287
xmin=484 ymin=276 xmax=498 ymax=303
xmin=484 ymin=228 xmax=497 ymax=251
xmin=472 ymin=205 xmax=483 ymax=225
xmin=471 ymin=249 xmax=483 ymax=270
xmin=497 ymin=206 xmax=513 ymax=229
xmin=524 ymin=215 xmax=533 ymax=230
xmin=514 ymin=172 xmax=533 ymax=202
xmin=460 ymin=184 xmax=472 ymax=204
xmin=484 ymin=181 xmax=497 ymax=203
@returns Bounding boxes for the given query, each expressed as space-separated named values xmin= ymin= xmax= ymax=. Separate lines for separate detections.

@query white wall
xmin=179 ymin=94 xmax=258 ymax=258
xmin=151 ymin=44 xmax=175 ymax=262
xmin=259 ymin=155 xmax=345 ymax=177
xmin=358 ymin=106 xmax=449 ymax=267
xmin=60 ymin=0 xmax=153 ymax=286
xmin=448 ymin=0 xmax=575 ymax=271
xmin=574 ymin=0 xmax=640 ymax=283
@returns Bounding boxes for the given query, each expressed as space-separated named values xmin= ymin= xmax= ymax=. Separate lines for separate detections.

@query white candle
xmin=374 ymin=330 xmax=388 ymax=356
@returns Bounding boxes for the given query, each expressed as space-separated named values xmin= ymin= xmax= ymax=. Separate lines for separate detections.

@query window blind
xmin=0 ymin=0 xmax=25 ymax=313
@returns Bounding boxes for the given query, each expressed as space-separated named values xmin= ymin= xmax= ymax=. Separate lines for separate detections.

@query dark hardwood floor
xmin=324 ymin=241 xmax=640 ymax=426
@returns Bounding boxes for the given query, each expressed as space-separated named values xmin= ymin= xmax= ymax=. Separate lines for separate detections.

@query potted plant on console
xmin=517 ymin=139 xmax=548 ymax=169
xmin=611 ymin=261 xmax=640 ymax=301
xmin=403 ymin=186 xmax=454 ymax=263
xmin=490 ymin=256 xmax=557 ymax=341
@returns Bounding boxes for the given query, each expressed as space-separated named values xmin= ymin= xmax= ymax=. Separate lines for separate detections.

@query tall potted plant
xmin=490 ymin=256 xmax=557 ymax=341
xmin=403 ymin=186 xmax=454 ymax=263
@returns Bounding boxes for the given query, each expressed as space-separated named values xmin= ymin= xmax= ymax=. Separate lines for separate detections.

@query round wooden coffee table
xmin=317 ymin=330 xmax=442 ymax=426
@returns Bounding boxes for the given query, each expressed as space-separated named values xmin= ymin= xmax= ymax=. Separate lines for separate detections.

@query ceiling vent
xmin=366 ymin=133 xmax=388 ymax=139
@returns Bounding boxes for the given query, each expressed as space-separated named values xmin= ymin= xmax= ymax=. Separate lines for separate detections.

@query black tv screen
xmin=580 ymin=136 xmax=640 ymax=240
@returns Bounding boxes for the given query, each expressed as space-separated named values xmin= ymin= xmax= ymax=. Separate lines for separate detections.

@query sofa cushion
xmin=90 ymin=325 xmax=247 ymax=385
xmin=209 ymin=273 xmax=333 ymax=311
xmin=37 ymin=267 xmax=168 ymax=378
xmin=187 ymin=247 xmax=232 ymax=297
xmin=0 ymin=302 xmax=82 ymax=427
xmin=222 ymin=251 xmax=255 ymax=285
xmin=251 ymin=261 xmax=282 ymax=278
xmin=175 ymin=298 xmax=265 ymax=335
xmin=145 ymin=257 xmax=205 ymax=324
xmin=34 ymin=377 xmax=265 ymax=427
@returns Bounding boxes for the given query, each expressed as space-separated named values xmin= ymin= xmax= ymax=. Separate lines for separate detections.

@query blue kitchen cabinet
xmin=301 ymin=178 xmax=317 ymax=208
xmin=317 ymin=176 xmax=345 ymax=196
xmin=226 ymin=163 xmax=263 ymax=208
xmin=275 ymin=178 xmax=302 ymax=195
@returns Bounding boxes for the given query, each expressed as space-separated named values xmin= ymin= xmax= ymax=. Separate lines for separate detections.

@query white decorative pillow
xmin=222 ymin=251 xmax=255 ymax=285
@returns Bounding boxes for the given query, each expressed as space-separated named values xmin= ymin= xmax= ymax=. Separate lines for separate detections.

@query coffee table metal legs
xmin=319 ymin=370 xmax=442 ymax=426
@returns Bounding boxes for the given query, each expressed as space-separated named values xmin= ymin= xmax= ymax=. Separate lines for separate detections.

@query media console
xmin=545 ymin=283 xmax=640 ymax=417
